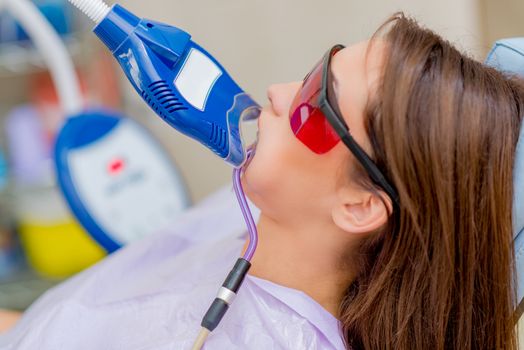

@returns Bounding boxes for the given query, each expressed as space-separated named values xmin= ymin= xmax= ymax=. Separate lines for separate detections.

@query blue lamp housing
xmin=93 ymin=5 xmax=260 ymax=168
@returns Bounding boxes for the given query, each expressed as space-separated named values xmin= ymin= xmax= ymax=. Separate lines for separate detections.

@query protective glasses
xmin=289 ymin=45 xmax=399 ymax=207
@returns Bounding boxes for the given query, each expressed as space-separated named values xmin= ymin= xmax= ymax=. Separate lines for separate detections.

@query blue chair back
xmin=485 ymin=38 xmax=524 ymax=314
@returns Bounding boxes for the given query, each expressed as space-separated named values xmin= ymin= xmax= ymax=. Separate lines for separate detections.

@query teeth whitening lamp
xmin=71 ymin=1 xmax=261 ymax=168
xmin=63 ymin=0 xmax=260 ymax=348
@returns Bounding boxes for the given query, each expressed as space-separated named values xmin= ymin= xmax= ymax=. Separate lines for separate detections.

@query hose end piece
xmin=67 ymin=0 xmax=110 ymax=24
xmin=201 ymin=258 xmax=251 ymax=331
xmin=93 ymin=4 xmax=140 ymax=52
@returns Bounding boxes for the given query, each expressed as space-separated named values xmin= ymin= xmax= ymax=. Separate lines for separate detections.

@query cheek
xmin=242 ymin=152 xmax=312 ymax=221
xmin=242 ymin=113 xmax=344 ymax=218
xmin=242 ymin=116 xmax=297 ymax=203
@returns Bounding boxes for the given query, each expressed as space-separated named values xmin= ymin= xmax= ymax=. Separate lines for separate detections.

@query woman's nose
xmin=266 ymin=82 xmax=302 ymax=117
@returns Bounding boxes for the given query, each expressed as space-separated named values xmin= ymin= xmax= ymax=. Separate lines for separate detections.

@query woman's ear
xmin=331 ymin=185 xmax=391 ymax=235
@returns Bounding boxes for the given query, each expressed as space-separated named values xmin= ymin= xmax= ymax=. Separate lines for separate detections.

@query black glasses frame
xmin=317 ymin=44 xmax=400 ymax=207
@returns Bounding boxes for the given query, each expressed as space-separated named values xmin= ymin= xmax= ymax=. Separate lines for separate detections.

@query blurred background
xmin=0 ymin=0 xmax=522 ymax=335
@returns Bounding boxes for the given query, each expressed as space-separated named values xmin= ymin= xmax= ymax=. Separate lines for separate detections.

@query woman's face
xmin=242 ymin=40 xmax=386 ymax=229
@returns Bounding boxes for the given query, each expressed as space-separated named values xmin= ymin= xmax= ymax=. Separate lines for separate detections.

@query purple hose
xmin=233 ymin=147 xmax=258 ymax=261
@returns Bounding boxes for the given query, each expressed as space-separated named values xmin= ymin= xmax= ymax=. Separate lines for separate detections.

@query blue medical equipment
xmin=3 ymin=0 xmax=190 ymax=254
xmin=55 ymin=109 xmax=190 ymax=253
xmin=485 ymin=38 xmax=524 ymax=316
xmin=70 ymin=1 xmax=261 ymax=168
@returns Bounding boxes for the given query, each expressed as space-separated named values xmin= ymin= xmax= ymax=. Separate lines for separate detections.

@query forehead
xmin=331 ymin=39 xmax=386 ymax=84
xmin=330 ymin=39 xmax=386 ymax=109
xmin=329 ymin=40 xmax=386 ymax=150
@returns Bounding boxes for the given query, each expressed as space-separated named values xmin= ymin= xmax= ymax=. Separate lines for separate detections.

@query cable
xmin=236 ymin=146 xmax=258 ymax=261
xmin=4 ymin=0 xmax=83 ymax=116
xmin=67 ymin=0 xmax=110 ymax=24
xmin=190 ymin=146 xmax=258 ymax=349
xmin=190 ymin=328 xmax=210 ymax=350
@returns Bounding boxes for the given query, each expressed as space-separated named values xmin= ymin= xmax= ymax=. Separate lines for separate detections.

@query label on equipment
xmin=174 ymin=48 xmax=222 ymax=111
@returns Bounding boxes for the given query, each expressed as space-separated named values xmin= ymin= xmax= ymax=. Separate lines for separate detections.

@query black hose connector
xmin=222 ymin=258 xmax=251 ymax=292
xmin=201 ymin=298 xmax=229 ymax=331
xmin=200 ymin=258 xmax=251 ymax=331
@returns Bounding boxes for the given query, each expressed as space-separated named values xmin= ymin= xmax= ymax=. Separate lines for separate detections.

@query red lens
xmin=289 ymin=60 xmax=340 ymax=154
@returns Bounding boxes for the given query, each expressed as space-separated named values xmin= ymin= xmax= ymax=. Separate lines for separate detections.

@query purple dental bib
xmin=0 ymin=186 xmax=345 ymax=350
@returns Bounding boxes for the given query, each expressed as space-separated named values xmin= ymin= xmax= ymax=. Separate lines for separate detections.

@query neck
xmin=242 ymin=213 xmax=357 ymax=318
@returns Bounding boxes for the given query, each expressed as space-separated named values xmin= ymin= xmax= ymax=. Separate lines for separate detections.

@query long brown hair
xmin=339 ymin=13 xmax=524 ymax=349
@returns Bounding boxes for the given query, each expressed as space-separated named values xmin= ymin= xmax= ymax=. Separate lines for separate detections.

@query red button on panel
xmin=108 ymin=157 xmax=125 ymax=175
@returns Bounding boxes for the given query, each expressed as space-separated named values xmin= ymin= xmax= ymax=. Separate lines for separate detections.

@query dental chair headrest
xmin=485 ymin=38 xmax=524 ymax=311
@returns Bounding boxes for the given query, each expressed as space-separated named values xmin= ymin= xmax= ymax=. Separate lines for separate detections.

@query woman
xmin=242 ymin=13 xmax=523 ymax=349
xmin=2 ymin=12 xmax=523 ymax=350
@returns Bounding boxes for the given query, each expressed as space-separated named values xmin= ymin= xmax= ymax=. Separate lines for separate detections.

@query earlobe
xmin=332 ymin=192 xmax=390 ymax=235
